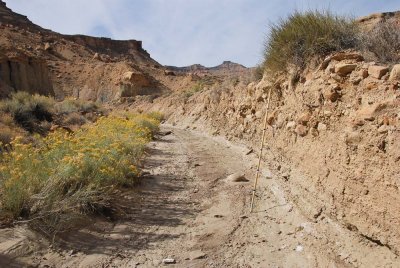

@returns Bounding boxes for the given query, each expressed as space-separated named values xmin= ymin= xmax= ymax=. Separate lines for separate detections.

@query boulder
xmin=389 ymin=64 xmax=400 ymax=81
xmin=356 ymin=103 xmax=387 ymax=121
xmin=335 ymin=63 xmax=357 ymax=76
xmin=368 ymin=65 xmax=389 ymax=79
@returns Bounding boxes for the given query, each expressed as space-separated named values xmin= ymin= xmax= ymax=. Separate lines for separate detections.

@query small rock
xmin=214 ymin=214 xmax=224 ymax=218
xmin=295 ymin=245 xmax=304 ymax=252
xmin=295 ymin=124 xmax=308 ymax=137
xmin=297 ymin=111 xmax=311 ymax=125
xmin=345 ymin=131 xmax=362 ymax=145
xmin=368 ymin=65 xmax=389 ymax=79
xmin=240 ymin=215 xmax=248 ymax=219
xmin=282 ymin=173 xmax=290 ymax=181
xmin=193 ymin=188 xmax=199 ymax=193
xmin=378 ymin=125 xmax=388 ymax=134
xmin=93 ymin=52 xmax=100 ymax=60
xmin=161 ymin=130 xmax=173 ymax=136
xmin=286 ymin=121 xmax=296 ymax=130
xmin=323 ymin=86 xmax=340 ymax=102
xmin=335 ymin=63 xmax=357 ymax=76
xmin=164 ymin=70 xmax=176 ymax=76
xmin=162 ymin=258 xmax=176 ymax=264
xmin=245 ymin=149 xmax=254 ymax=155
xmin=189 ymin=250 xmax=207 ymax=260
xmin=44 ymin=42 xmax=51 ymax=51
xmin=389 ymin=64 xmax=400 ymax=81
xmin=317 ymin=123 xmax=327 ymax=131
xmin=359 ymin=69 xmax=369 ymax=79
xmin=226 ymin=173 xmax=249 ymax=182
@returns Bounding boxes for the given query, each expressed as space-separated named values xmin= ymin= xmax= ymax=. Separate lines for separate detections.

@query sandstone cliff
xmin=0 ymin=0 xmax=166 ymax=102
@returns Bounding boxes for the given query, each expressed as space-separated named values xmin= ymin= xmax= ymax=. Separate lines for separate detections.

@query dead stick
xmin=250 ymin=87 xmax=272 ymax=213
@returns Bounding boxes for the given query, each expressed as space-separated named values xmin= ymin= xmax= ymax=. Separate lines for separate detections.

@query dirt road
xmin=1 ymin=125 xmax=399 ymax=267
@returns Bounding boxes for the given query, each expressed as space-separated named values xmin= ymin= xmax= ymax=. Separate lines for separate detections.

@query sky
xmin=3 ymin=0 xmax=399 ymax=67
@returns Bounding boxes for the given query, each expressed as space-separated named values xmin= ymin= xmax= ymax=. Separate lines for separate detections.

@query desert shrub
xmin=359 ymin=20 xmax=400 ymax=63
xmin=62 ymin=112 xmax=88 ymax=126
xmin=252 ymin=65 xmax=264 ymax=81
xmin=55 ymin=98 xmax=101 ymax=114
xmin=147 ymin=111 xmax=165 ymax=122
xmin=0 ymin=92 xmax=55 ymax=131
xmin=264 ymin=10 xmax=358 ymax=73
xmin=0 ymin=114 xmax=14 ymax=126
xmin=0 ymin=126 xmax=17 ymax=146
xmin=184 ymin=81 xmax=204 ymax=98
xmin=0 ymin=113 xmax=160 ymax=233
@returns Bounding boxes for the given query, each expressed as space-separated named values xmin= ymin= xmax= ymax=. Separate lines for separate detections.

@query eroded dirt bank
xmin=2 ymin=126 xmax=398 ymax=267
xmin=138 ymin=52 xmax=400 ymax=259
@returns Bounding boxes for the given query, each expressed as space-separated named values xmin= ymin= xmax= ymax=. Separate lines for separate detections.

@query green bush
xmin=263 ymin=10 xmax=358 ymax=73
xmin=0 ymin=92 xmax=55 ymax=124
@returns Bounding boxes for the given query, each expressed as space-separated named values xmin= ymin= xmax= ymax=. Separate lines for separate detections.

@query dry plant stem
xmin=250 ymin=87 xmax=272 ymax=213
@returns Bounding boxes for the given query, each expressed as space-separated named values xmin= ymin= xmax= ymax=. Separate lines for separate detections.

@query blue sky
xmin=4 ymin=0 xmax=399 ymax=67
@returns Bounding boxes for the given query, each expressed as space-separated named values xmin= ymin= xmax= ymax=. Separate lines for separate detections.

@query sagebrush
xmin=359 ymin=20 xmax=400 ymax=63
xmin=0 ymin=113 xmax=161 ymax=233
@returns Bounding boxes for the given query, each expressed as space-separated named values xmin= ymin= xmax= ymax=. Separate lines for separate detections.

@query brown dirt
xmin=1 ymin=125 xmax=399 ymax=267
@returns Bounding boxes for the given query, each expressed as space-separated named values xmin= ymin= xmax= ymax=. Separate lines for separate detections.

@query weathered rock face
xmin=0 ymin=56 xmax=54 ymax=97
xmin=143 ymin=51 xmax=400 ymax=256
xmin=0 ymin=0 xmax=165 ymax=101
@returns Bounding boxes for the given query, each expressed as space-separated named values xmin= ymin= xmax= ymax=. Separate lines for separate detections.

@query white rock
xmin=295 ymin=245 xmax=304 ymax=252
xmin=286 ymin=121 xmax=296 ymax=129
xmin=162 ymin=258 xmax=176 ymax=264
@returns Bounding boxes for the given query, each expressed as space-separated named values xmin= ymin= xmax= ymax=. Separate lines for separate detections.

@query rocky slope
xmin=0 ymin=0 xmax=169 ymax=102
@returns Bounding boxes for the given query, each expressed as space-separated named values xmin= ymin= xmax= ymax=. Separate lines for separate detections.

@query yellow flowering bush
xmin=0 ymin=113 xmax=161 ymax=231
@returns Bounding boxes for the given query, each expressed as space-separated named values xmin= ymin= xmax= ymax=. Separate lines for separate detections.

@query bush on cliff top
xmin=263 ymin=10 xmax=358 ymax=73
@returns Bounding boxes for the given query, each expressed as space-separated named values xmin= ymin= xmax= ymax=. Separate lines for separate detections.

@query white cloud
xmin=4 ymin=0 xmax=400 ymax=67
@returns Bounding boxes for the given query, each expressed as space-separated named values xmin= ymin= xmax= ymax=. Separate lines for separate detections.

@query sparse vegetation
xmin=263 ymin=10 xmax=358 ymax=73
xmin=359 ymin=20 xmax=400 ymax=63
xmin=0 ymin=92 xmax=105 ymax=144
xmin=55 ymin=98 xmax=101 ymax=114
xmin=0 ymin=113 xmax=161 ymax=233
xmin=184 ymin=81 xmax=204 ymax=98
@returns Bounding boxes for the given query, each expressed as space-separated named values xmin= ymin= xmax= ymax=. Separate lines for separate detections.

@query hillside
xmin=0 ymin=0 xmax=167 ymax=102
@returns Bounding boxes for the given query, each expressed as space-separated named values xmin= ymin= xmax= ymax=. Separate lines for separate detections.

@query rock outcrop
xmin=0 ymin=0 xmax=165 ymax=101
xmin=0 ymin=55 xmax=54 ymax=97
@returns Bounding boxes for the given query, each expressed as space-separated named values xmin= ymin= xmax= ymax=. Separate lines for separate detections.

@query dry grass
xmin=55 ymin=98 xmax=102 ymax=114
xmin=263 ymin=10 xmax=358 ymax=73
